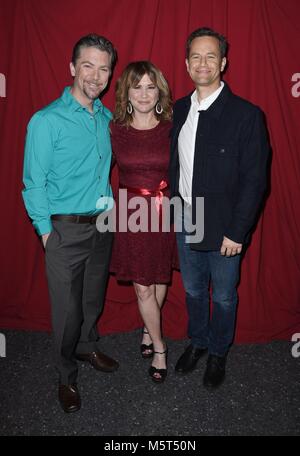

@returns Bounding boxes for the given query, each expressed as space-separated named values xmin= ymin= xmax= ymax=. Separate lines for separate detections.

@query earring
xmin=127 ymin=101 xmax=133 ymax=114
xmin=155 ymin=102 xmax=163 ymax=115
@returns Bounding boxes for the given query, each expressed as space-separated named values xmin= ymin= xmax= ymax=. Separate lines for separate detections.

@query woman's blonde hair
xmin=113 ymin=61 xmax=172 ymax=126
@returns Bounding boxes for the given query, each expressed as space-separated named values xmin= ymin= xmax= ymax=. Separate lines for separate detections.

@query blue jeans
xmin=176 ymin=208 xmax=241 ymax=357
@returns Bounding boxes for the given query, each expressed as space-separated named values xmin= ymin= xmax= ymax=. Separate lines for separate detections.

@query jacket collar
xmin=205 ymin=81 xmax=231 ymax=119
xmin=182 ymin=81 xmax=231 ymax=120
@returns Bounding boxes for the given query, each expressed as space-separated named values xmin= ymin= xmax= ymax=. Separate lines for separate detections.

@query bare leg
xmin=141 ymin=284 xmax=167 ymax=348
xmin=134 ymin=282 xmax=166 ymax=371
xmin=156 ymin=283 xmax=168 ymax=307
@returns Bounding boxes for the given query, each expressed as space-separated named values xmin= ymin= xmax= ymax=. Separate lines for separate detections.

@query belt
xmin=51 ymin=214 xmax=99 ymax=224
xmin=119 ymin=180 xmax=168 ymax=215
xmin=119 ymin=180 xmax=168 ymax=229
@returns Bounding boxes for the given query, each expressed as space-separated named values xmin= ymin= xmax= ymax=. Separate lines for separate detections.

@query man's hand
xmin=42 ymin=233 xmax=50 ymax=248
xmin=220 ymin=236 xmax=242 ymax=257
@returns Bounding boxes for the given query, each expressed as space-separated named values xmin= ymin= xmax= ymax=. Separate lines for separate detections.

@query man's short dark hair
xmin=72 ymin=33 xmax=117 ymax=69
xmin=186 ymin=27 xmax=228 ymax=59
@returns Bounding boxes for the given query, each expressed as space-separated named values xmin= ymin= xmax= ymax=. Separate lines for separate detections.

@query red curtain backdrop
xmin=0 ymin=0 xmax=299 ymax=343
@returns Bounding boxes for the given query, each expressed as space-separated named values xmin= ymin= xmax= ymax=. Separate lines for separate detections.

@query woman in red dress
xmin=110 ymin=61 xmax=175 ymax=383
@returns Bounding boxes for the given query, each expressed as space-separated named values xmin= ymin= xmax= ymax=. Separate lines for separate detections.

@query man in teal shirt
xmin=22 ymin=34 xmax=118 ymax=413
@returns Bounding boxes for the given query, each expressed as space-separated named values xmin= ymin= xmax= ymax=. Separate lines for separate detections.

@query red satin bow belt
xmin=119 ymin=180 xmax=168 ymax=215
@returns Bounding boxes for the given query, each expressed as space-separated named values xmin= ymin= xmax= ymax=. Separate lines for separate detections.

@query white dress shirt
xmin=178 ymin=81 xmax=224 ymax=204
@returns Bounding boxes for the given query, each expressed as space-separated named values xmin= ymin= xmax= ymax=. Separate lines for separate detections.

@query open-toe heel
xmin=148 ymin=347 xmax=168 ymax=383
xmin=140 ymin=328 xmax=154 ymax=359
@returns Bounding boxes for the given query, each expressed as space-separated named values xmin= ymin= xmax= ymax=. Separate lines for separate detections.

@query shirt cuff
xmin=34 ymin=219 xmax=53 ymax=236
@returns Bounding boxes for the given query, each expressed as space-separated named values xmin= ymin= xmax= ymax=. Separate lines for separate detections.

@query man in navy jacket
xmin=169 ymin=27 xmax=269 ymax=388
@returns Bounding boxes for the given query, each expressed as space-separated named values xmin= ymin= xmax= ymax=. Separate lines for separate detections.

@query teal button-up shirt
xmin=22 ymin=87 xmax=113 ymax=235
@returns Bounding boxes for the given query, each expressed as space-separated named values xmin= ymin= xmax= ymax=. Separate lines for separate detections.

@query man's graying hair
xmin=186 ymin=27 xmax=228 ymax=59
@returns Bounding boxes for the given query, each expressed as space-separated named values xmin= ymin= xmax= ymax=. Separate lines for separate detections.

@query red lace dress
xmin=110 ymin=121 xmax=177 ymax=286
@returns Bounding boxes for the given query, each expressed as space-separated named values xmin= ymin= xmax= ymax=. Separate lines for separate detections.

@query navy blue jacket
xmin=169 ymin=82 xmax=270 ymax=250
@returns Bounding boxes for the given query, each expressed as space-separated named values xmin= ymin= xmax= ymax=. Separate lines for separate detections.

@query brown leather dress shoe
xmin=58 ymin=384 xmax=81 ymax=413
xmin=76 ymin=351 xmax=119 ymax=372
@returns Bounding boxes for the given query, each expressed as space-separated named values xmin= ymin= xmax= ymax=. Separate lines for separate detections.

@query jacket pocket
xmin=205 ymin=143 xmax=238 ymax=192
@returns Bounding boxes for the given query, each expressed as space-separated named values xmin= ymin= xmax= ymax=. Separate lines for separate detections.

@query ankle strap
xmin=154 ymin=348 xmax=167 ymax=355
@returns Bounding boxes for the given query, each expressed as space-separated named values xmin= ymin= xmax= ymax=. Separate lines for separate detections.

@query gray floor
xmin=0 ymin=329 xmax=299 ymax=436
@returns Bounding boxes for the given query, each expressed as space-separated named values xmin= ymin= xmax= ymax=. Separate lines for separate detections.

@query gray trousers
xmin=45 ymin=220 xmax=113 ymax=385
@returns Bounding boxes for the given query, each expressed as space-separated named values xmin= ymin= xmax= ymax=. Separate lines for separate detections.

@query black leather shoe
xmin=175 ymin=344 xmax=207 ymax=375
xmin=76 ymin=351 xmax=119 ymax=372
xmin=149 ymin=347 xmax=168 ymax=383
xmin=58 ymin=384 xmax=81 ymax=413
xmin=141 ymin=328 xmax=154 ymax=359
xmin=203 ymin=354 xmax=226 ymax=389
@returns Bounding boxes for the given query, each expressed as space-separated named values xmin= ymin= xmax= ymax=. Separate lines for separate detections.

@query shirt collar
xmin=191 ymin=81 xmax=224 ymax=111
xmin=61 ymin=86 xmax=103 ymax=114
